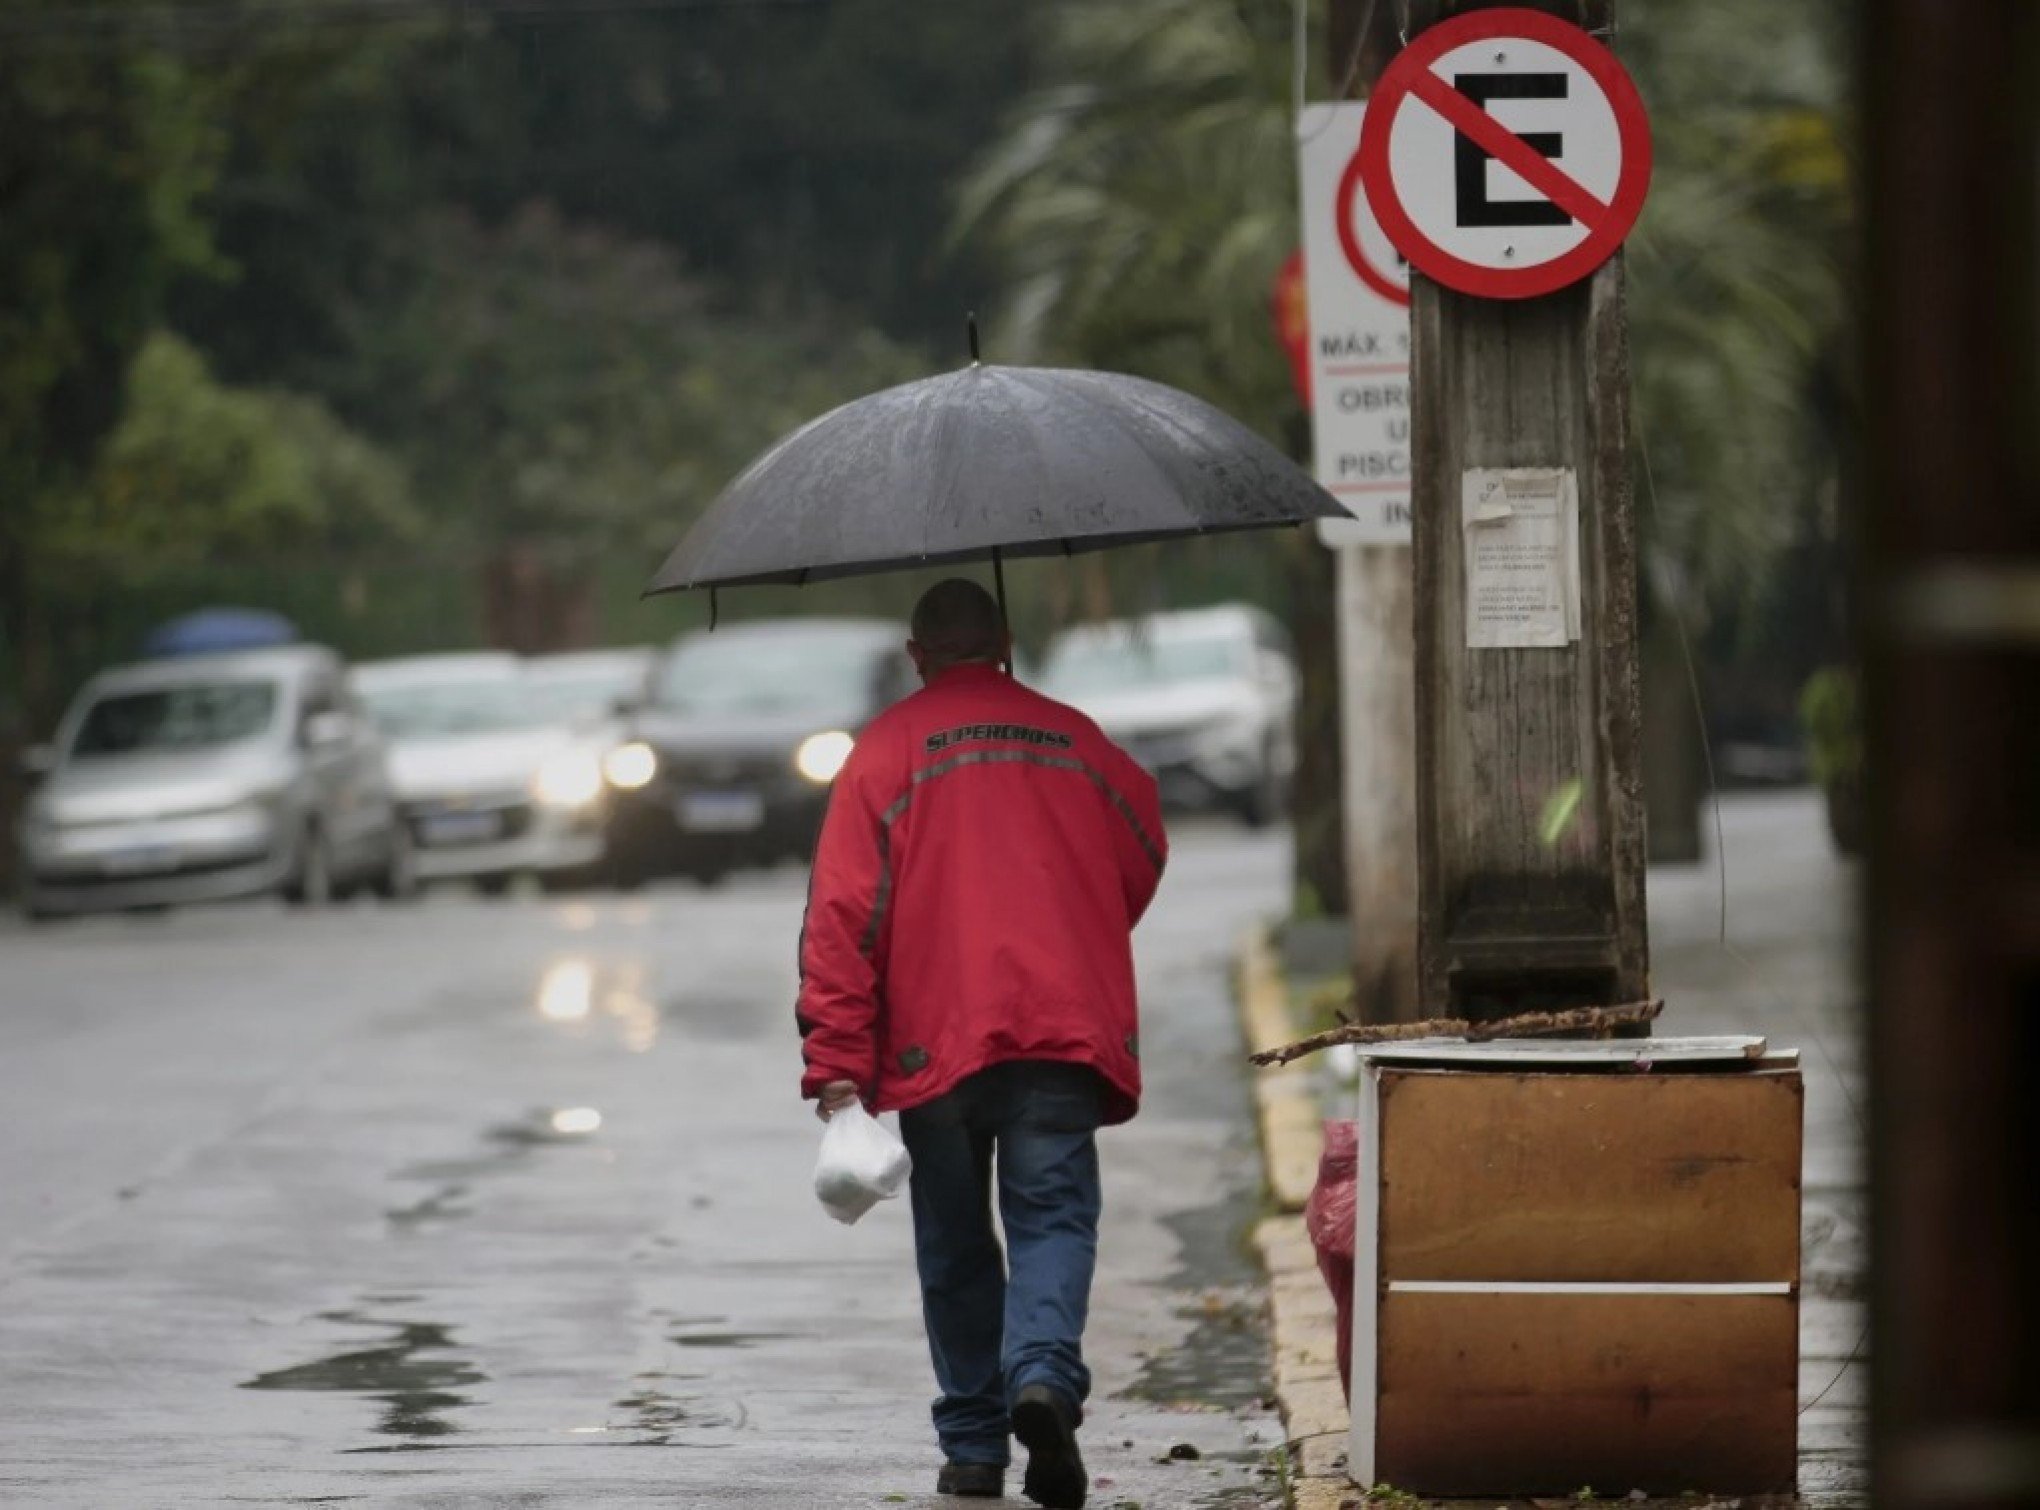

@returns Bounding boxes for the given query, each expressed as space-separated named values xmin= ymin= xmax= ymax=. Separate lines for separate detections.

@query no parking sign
xmin=1299 ymin=101 xmax=1412 ymax=545
xmin=1358 ymin=8 xmax=1651 ymax=300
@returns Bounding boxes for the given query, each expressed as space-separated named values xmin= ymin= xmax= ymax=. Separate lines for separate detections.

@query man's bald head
xmin=909 ymin=578 xmax=1008 ymax=675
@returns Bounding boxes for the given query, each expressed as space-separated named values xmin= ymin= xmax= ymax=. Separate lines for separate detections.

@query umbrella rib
xmin=1045 ymin=373 xmax=1211 ymax=536
xmin=920 ymin=373 xmax=978 ymax=563
xmin=1077 ymin=377 xmax=1215 ymax=538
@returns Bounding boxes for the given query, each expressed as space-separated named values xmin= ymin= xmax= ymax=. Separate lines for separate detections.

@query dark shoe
xmin=1010 ymin=1384 xmax=1086 ymax=1509
xmin=937 ymin=1460 xmax=1005 ymax=1498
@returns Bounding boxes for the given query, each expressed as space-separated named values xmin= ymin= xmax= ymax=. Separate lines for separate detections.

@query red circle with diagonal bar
xmin=1358 ymin=7 xmax=1651 ymax=300
xmin=1334 ymin=147 xmax=1411 ymax=308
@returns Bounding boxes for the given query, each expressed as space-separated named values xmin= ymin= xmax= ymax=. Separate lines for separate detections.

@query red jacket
xmin=797 ymin=662 xmax=1166 ymax=1124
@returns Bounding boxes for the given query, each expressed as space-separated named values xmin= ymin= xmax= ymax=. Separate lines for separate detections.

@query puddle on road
xmin=384 ymin=1184 xmax=472 ymax=1230
xmin=670 ymin=1330 xmax=791 ymax=1349
xmin=391 ymin=1107 xmax=601 ymax=1183
xmin=1125 ymin=1193 xmax=1275 ymax=1411
xmin=535 ymin=957 xmax=661 ymax=1051
xmin=483 ymin=1111 xmax=595 ymax=1148
xmin=1130 ymin=1288 xmax=1271 ymax=1409
xmin=242 ymin=1312 xmax=486 ymax=1443
xmin=612 ymin=1375 xmax=750 ymax=1445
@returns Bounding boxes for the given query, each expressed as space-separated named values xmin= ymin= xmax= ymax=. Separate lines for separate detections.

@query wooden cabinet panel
xmin=1375 ymin=1290 xmax=1798 ymax=1494
xmin=1377 ymin=1068 xmax=1802 ymax=1282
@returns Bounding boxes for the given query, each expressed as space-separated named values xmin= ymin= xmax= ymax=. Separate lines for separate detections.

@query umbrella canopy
xmin=142 ymin=607 xmax=298 ymax=658
xmin=644 ymin=364 xmax=1344 ymax=596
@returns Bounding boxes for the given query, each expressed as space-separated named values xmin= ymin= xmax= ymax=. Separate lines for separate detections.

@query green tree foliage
xmin=954 ymin=0 xmax=1302 ymax=436
xmin=0 ymin=7 xmax=231 ymax=728
xmin=1624 ymin=0 xmax=1850 ymax=628
xmin=463 ymin=0 xmax=1034 ymax=343
xmin=0 ymin=8 xmax=225 ymax=486
xmin=34 ymin=331 xmax=419 ymax=579
xmin=336 ymin=205 xmax=920 ymax=570
xmin=163 ymin=21 xmax=457 ymax=393
xmin=171 ymin=0 xmax=1034 ymax=391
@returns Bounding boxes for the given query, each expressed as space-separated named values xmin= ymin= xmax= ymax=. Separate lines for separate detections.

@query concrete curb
xmin=1236 ymin=923 xmax=1354 ymax=1510
xmin=1236 ymin=925 xmax=1324 ymax=1215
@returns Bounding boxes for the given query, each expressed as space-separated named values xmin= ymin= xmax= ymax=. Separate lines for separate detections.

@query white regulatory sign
xmin=1358 ymin=7 xmax=1652 ymax=301
xmin=1297 ymin=101 xmax=1411 ymax=548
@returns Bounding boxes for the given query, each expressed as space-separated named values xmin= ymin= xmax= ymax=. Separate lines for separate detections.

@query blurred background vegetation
xmin=1 ymin=0 xmax=1850 ymax=860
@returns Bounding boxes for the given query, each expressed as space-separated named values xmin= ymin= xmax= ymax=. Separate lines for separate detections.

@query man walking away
xmin=797 ymin=578 xmax=1168 ymax=1508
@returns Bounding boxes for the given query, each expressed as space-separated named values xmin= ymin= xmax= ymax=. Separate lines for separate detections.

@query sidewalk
xmin=1240 ymin=789 xmax=1868 ymax=1509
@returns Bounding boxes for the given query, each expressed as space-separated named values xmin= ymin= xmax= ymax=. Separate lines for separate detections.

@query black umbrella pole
xmin=993 ymin=547 xmax=1012 ymax=676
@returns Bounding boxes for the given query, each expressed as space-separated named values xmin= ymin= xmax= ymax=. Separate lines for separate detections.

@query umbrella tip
xmin=967 ymin=311 xmax=981 ymax=366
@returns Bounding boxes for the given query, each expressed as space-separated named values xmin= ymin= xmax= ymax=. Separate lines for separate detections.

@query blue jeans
xmin=898 ymin=1060 xmax=1104 ymax=1467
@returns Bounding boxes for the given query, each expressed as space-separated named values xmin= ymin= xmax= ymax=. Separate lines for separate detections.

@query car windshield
xmin=654 ymin=633 xmax=882 ymax=721
xmin=360 ymin=679 xmax=555 ymax=739
xmin=525 ymin=670 xmax=639 ymax=723
xmin=70 ymin=681 xmax=279 ymax=757
xmin=1040 ymin=631 xmax=1248 ymax=696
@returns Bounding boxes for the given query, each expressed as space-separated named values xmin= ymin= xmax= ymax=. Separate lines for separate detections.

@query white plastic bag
xmin=812 ymin=1102 xmax=913 ymax=1225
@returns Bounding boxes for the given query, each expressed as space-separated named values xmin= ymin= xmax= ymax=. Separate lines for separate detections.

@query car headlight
xmin=794 ymin=730 xmax=855 ymax=785
xmin=602 ymin=741 xmax=657 ymax=790
xmin=533 ymin=750 xmax=606 ymax=807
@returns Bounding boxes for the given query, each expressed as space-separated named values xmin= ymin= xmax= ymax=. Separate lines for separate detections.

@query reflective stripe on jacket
xmin=796 ymin=662 xmax=1166 ymax=1124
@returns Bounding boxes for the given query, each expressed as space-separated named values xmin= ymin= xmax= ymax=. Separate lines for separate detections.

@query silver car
xmin=16 ymin=645 xmax=410 ymax=918
xmin=1038 ymin=604 xmax=1299 ymax=827
xmin=351 ymin=653 xmax=615 ymax=892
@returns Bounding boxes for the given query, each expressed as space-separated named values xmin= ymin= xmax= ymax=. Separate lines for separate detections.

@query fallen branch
xmin=1248 ymin=998 xmax=1664 ymax=1068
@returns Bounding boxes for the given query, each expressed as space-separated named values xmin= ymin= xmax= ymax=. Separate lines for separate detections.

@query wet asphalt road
xmin=0 ymin=820 xmax=1289 ymax=1509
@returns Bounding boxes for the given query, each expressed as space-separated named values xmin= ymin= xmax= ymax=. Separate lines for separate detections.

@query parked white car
xmin=17 ymin=645 xmax=408 ymax=917
xmin=351 ymin=653 xmax=613 ymax=891
xmin=1037 ymin=605 xmax=1298 ymax=826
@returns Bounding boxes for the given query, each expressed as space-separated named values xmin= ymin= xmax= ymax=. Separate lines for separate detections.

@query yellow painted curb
xmin=1291 ymin=1478 xmax=1355 ymax=1510
xmin=1236 ymin=924 xmax=1355 ymax=1510
xmin=1237 ymin=925 xmax=1326 ymax=1213
xmin=1256 ymin=1218 xmax=1349 ymax=1442
xmin=1236 ymin=922 xmax=1299 ymax=1057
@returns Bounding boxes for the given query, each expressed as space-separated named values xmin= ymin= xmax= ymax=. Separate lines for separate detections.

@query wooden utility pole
xmin=1405 ymin=0 xmax=1650 ymax=1020
xmin=1863 ymin=4 xmax=2040 ymax=1505
xmin=1328 ymin=0 xmax=1419 ymax=1026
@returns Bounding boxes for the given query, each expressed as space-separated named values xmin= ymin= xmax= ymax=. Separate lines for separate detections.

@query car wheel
xmin=475 ymin=873 xmax=514 ymax=898
xmin=603 ymin=829 xmax=659 ymax=890
xmin=538 ymin=865 xmax=599 ymax=895
xmin=372 ymin=827 xmax=419 ymax=901
xmin=688 ymin=862 xmax=728 ymax=889
xmin=1232 ymin=747 xmax=1283 ymax=830
xmin=283 ymin=824 xmax=334 ymax=907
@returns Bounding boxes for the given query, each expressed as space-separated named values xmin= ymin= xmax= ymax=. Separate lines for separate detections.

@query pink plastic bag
xmin=1303 ymin=1119 xmax=1359 ymax=1399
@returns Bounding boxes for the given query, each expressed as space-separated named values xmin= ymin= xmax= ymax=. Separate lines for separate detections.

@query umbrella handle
xmin=993 ymin=546 xmax=1012 ymax=677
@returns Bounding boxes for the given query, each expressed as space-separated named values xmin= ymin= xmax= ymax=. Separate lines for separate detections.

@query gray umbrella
xmin=643 ymin=359 xmax=1344 ymax=607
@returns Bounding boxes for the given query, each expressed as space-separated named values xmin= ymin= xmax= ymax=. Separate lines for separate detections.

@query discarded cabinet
xmin=1347 ymin=1037 xmax=1803 ymax=1498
